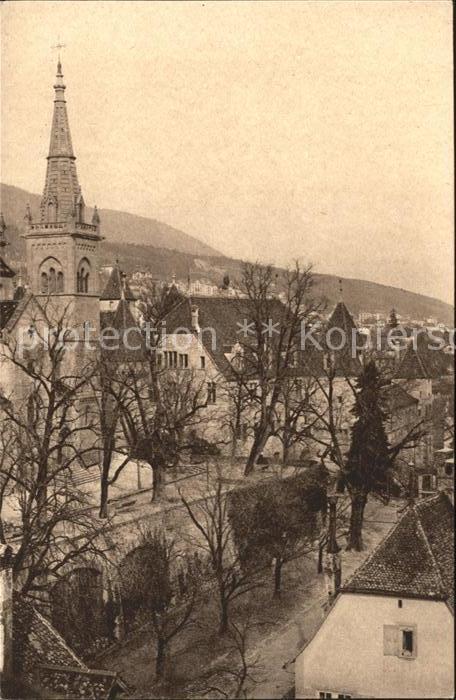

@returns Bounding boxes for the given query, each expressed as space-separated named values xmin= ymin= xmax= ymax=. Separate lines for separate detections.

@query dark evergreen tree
xmin=344 ymin=360 xmax=391 ymax=551
xmin=388 ymin=308 xmax=398 ymax=328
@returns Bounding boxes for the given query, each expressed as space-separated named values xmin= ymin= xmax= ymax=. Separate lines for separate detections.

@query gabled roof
xmin=163 ymin=295 xmax=286 ymax=376
xmin=343 ymin=493 xmax=454 ymax=606
xmin=327 ymin=301 xmax=357 ymax=335
xmin=100 ymin=264 xmax=136 ymax=301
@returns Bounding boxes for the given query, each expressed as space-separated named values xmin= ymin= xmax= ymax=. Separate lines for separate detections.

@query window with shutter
xmin=383 ymin=624 xmax=417 ymax=659
xmin=383 ymin=624 xmax=398 ymax=655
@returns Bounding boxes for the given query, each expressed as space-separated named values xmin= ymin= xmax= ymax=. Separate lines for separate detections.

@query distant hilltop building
xmin=131 ymin=270 xmax=242 ymax=299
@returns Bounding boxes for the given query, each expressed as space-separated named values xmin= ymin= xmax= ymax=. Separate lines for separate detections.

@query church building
xmin=0 ymin=60 xmax=141 ymax=458
xmin=24 ymin=58 xmax=102 ymax=336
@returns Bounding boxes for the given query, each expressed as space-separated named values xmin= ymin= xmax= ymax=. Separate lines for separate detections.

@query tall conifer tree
xmin=345 ymin=360 xmax=391 ymax=550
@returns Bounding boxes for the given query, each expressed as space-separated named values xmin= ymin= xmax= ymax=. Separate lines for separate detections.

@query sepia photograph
xmin=0 ymin=1 xmax=454 ymax=698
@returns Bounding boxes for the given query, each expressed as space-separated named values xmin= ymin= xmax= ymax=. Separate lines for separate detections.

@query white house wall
xmin=295 ymin=592 xmax=454 ymax=698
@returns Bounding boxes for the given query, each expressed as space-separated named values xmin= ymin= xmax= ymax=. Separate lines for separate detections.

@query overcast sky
xmin=1 ymin=1 xmax=453 ymax=303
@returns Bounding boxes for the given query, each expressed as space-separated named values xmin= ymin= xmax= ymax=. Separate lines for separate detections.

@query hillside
xmin=0 ymin=183 xmax=221 ymax=257
xmin=1 ymin=183 xmax=453 ymax=325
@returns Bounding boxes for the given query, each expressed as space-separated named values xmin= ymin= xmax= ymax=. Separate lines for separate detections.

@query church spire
xmin=40 ymin=59 xmax=81 ymax=223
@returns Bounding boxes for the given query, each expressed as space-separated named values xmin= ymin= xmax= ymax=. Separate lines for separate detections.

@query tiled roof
xmin=13 ymin=595 xmax=128 ymax=699
xmin=100 ymin=265 xmax=135 ymax=301
xmin=343 ymin=493 xmax=454 ymax=605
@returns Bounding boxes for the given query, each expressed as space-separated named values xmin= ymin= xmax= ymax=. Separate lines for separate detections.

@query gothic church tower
xmin=24 ymin=60 xmax=101 ymax=333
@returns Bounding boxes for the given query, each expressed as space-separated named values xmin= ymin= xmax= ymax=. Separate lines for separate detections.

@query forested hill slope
xmin=1 ymin=183 xmax=453 ymax=324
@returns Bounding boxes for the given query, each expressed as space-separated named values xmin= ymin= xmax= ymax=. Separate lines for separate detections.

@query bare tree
xmin=272 ymin=375 xmax=321 ymax=465
xmin=192 ymin=615 xmax=260 ymax=699
xmin=302 ymin=353 xmax=428 ymax=550
xmin=180 ymin=479 xmax=261 ymax=634
xmin=94 ymin=355 xmax=133 ymax=518
xmin=230 ymin=261 xmax=323 ymax=475
xmin=228 ymin=469 xmax=326 ymax=596
xmin=0 ymin=299 xmax=110 ymax=596
xmin=119 ymin=527 xmax=200 ymax=679
xmin=98 ymin=276 xmax=211 ymax=505
xmin=117 ymin=364 xmax=209 ymax=502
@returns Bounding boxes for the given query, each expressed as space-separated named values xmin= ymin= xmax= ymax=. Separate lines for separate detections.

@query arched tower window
xmin=39 ymin=257 xmax=63 ymax=295
xmin=47 ymin=198 xmax=57 ymax=223
xmin=49 ymin=267 xmax=56 ymax=293
xmin=41 ymin=272 xmax=49 ymax=294
xmin=77 ymin=258 xmax=91 ymax=293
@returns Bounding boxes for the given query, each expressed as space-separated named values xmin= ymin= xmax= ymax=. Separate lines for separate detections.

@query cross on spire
xmin=52 ymin=38 xmax=66 ymax=74
xmin=52 ymin=39 xmax=66 ymax=56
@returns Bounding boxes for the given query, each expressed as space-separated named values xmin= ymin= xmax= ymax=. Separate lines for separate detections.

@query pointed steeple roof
xmin=48 ymin=59 xmax=74 ymax=158
xmin=100 ymin=262 xmax=136 ymax=301
xmin=325 ymin=298 xmax=362 ymax=376
xmin=395 ymin=331 xmax=450 ymax=380
xmin=40 ymin=60 xmax=81 ymax=223
xmin=327 ymin=301 xmax=357 ymax=334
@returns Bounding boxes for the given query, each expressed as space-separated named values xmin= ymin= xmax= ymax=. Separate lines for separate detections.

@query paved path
xmin=243 ymin=500 xmax=399 ymax=699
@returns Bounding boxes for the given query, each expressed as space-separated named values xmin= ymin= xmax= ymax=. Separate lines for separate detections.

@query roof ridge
xmin=341 ymin=512 xmax=405 ymax=591
xmin=414 ymin=509 xmax=446 ymax=596
xmin=33 ymin=606 xmax=88 ymax=670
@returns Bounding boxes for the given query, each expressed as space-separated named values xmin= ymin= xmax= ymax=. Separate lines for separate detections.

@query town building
xmin=294 ymin=492 xmax=454 ymax=699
